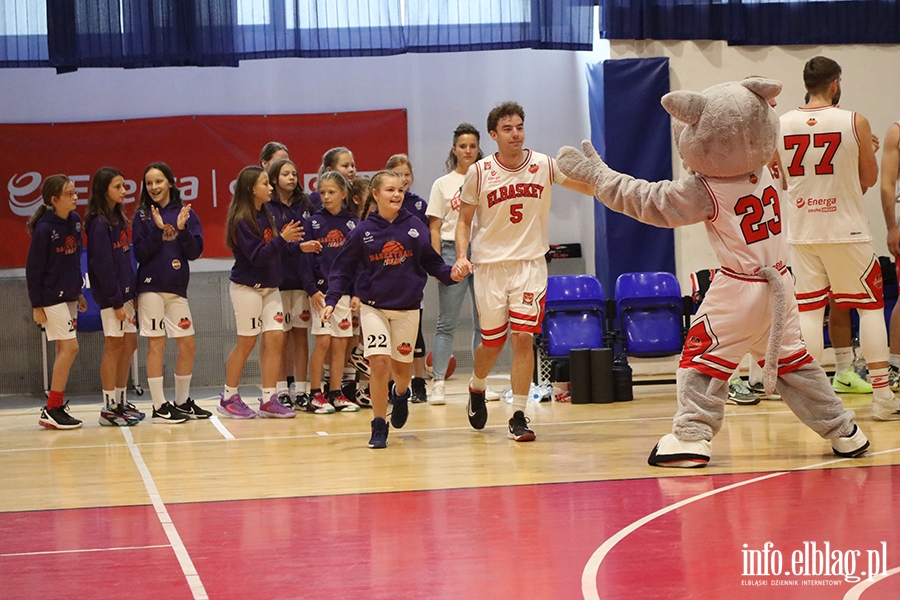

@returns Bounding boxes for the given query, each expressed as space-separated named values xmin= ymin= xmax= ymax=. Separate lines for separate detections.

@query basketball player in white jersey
xmin=777 ymin=56 xmax=898 ymax=420
xmin=880 ymin=121 xmax=900 ymax=391
xmin=454 ymin=101 xmax=594 ymax=441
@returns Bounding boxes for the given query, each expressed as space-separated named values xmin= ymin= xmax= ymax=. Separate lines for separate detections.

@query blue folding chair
xmin=615 ymin=272 xmax=685 ymax=358
xmin=543 ymin=275 xmax=607 ymax=358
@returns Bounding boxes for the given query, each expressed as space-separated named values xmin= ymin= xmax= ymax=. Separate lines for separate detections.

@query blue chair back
xmin=615 ymin=272 xmax=683 ymax=357
xmin=543 ymin=275 xmax=606 ymax=357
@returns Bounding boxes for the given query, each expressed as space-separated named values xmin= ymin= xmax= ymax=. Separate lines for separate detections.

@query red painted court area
xmin=1 ymin=465 xmax=898 ymax=599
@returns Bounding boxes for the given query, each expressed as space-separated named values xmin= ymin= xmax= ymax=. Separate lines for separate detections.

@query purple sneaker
xmin=258 ymin=394 xmax=297 ymax=418
xmin=217 ymin=393 xmax=257 ymax=419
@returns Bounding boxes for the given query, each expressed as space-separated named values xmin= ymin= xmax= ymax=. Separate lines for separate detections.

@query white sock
xmin=276 ymin=380 xmax=289 ymax=394
xmin=470 ymin=375 xmax=487 ymax=392
xmin=148 ymin=377 xmax=166 ymax=409
xmin=224 ymin=385 xmax=239 ymax=399
xmin=103 ymin=389 xmax=115 ymax=408
xmin=512 ymin=394 xmax=528 ymax=413
xmin=297 ymin=381 xmax=309 ymax=394
xmin=871 ymin=367 xmax=892 ymax=401
xmin=262 ymin=387 xmax=276 ymax=400
xmin=834 ymin=348 xmax=853 ymax=373
xmin=115 ymin=387 xmax=126 ymax=405
xmin=890 ymin=353 xmax=900 ymax=369
xmin=175 ymin=374 xmax=192 ymax=406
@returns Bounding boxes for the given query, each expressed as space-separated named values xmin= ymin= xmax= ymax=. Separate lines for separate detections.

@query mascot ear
xmin=661 ymin=91 xmax=707 ymax=126
xmin=741 ymin=77 xmax=783 ymax=104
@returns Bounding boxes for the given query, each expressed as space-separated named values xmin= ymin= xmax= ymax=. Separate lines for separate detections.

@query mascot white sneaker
xmin=558 ymin=78 xmax=870 ymax=467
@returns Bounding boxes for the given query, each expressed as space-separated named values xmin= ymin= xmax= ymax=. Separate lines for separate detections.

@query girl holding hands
xmin=323 ymin=170 xmax=463 ymax=448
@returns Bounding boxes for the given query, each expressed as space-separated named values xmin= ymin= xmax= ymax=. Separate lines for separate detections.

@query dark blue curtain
xmin=588 ymin=57 xmax=675 ymax=291
xmin=7 ymin=0 xmax=593 ymax=71
xmin=600 ymin=0 xmax=900 ymax=45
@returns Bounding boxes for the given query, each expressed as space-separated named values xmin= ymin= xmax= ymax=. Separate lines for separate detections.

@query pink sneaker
xmin=217 ymin=393 xmax=257 ymax=419
xmin=258 ymin=394 xmax=296 ymax=418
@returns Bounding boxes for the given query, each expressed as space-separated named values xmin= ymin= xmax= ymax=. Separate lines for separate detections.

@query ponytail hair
xmin=317 ymin=170 xmax=352 ymax=211
xmin=27 ymin=174 xmax=71 ymax=235
xmin=363 ymin=169 xmax=403 ymax=215
xmin=87 ymin=166 xmax=128 ymax=228
xmin=445 ymin=122 xmax=483 ymax=173
xmin=318 ymin=146 xmax=352 ymax=178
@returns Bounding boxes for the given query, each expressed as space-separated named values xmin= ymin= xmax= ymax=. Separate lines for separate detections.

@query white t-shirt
xmin=460 ymin=150 xmax=566 ymax=264
xmin=425 ymin=170 xmax=465 ymax=242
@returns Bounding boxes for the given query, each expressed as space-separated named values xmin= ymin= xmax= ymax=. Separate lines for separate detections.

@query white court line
xmin=316 ymin=431 xmax=329 ymax=436
xmin=122 ymin=428 xmax=208 ymax=600
xmin=581 ymin=447 xmax=900 ymax=600
xmin=843 ymin=565 xmax=900 ymax=599
xmin=1 ymin=544 xmax=171 ymax=557
xmin=209 ymin=416 xmax=236 ymax=440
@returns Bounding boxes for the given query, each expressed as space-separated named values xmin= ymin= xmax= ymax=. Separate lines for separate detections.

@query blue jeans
xmin=432 ymin=240 xmax=479 ymax=380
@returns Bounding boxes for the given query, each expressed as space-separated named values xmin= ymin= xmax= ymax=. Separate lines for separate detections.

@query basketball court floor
xmin=1 ymin=376 xmax=899 ymax=599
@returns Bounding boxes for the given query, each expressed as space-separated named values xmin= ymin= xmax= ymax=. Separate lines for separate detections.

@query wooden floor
xmin=1 ymin=375 xmax=899 ymax=599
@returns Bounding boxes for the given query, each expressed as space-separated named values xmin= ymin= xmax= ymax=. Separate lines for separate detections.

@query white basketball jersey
xmin=460 ymin=150 xmax=565 ymax=264
xmin=699 ymin=169 xmax=788 ymax=274
xmin=778 ymin=106 xmax=871 ymax=244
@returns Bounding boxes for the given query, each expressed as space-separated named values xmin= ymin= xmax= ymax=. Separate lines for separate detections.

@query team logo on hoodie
xmin=162 ymin=224 xmax=178 ymax=242
xmin=171 ymin=259 xmax=181 ymax=270
xmin=370 ymin=240 xmax=413 ymax=266
xmin=322 ymin=229 xmax=346 ymax=248
xmin=62 ymin=235 xmax=77 ymax=255
xmin=408 ymin=228 xmax=419 ymax=239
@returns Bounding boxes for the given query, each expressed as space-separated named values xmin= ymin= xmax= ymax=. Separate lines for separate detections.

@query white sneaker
xmin=429 ymin=380 xmax=446 ymax=405
xmin=872 ymin=395 xmax=900 ymax=421
xmin=484 ymin=386 xmax=501 ymax=402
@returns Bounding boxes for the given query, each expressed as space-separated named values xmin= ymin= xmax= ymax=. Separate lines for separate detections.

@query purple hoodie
xmin=268 ymin=198 xmax=311 ymax=291
xmin=25 ymin=210 xmax=83 ymax=308
xmin=85 ymin=214 xmax=136 ymax=310
xmin=133 ymin=202 xmax=203 ymax=298
xmin=229 ymin=206 xmax=287 ymax=290
xmin=302 ymin=206 xmax=358 ymax=296
xmin=402 ymin=190 xmax=428 ymax=225
xmin=326 ymin=209 xmax=455 ymax=311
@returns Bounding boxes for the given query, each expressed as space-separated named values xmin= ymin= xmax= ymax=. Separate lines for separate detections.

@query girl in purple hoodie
xmin=220 ymin=166 xmax=302 ymax=419
xmin=26 ymin=175 xmax=87 ymax=430
xmin=324 ymin=170 xmax=463 ymax=448
xmin=85 ymin=167 xmax=141 ymax=427
xmin=133 ymin=162 xmax=208 ymax=423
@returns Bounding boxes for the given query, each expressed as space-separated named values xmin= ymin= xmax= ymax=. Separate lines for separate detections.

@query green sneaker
xmin=832 ymin=368 xmax=873 ymax=394
xmin=726 ymin=378 xmax=760 ymax=405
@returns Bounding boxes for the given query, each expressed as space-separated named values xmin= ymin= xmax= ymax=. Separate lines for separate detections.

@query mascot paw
xmin=831 ymin=424 xmax=870 ymax=458
xmin=556 ymin=140 xmax=604 ymax=186
xmin=648 ymin=433 xmax=711 ymax=468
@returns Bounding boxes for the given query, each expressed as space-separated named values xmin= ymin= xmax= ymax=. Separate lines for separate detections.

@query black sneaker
xmin=39 ymin=404 xmax=83 ymax=430
xmin=152 ymin=402 xmax=189 ymax=424
xmin=294 ymin=392 xmax=311 ymax=411
xmin=99 ymin=404 xmax=140 ymax=427
xmin=123 ymin=401 xmax=146 ymax=421
xmin=411 ymin=377 xmax=428 ymax=403
xmin=467 ymin=387 xmax=488 ymax=430
xmin=177 ymin=398 xmax=212 ymax=419
xmin=368 ymin=417 xmax=389 ymax=449
xmin=389 ymin=384 xmax=410 ymax=429
xmin=277 ymin=392 xmax=293 ymax=408
xmin=508 ymin=410 xmax=535 ymax=442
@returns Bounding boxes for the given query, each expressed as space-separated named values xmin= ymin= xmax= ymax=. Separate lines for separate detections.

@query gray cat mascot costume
xmin=557 ymin=78 xmax=870 ymax=467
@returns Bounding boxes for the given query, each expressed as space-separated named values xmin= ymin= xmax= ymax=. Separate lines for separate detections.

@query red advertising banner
xmin=0 ymin=110 xmax=408 ymax=267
